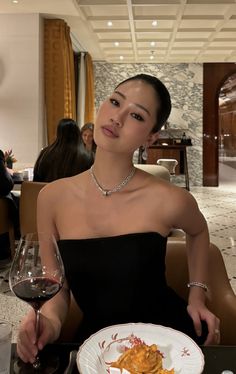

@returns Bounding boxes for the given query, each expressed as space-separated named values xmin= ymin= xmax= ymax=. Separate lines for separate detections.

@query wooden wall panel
xmin=203 ymin=63 xmax=236 ymax=186
xmin=147 ymin=148 xmax=181 ymax=174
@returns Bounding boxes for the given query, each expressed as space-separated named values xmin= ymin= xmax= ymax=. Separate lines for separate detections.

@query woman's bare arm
xmin=36 ymin=183 xmax=70 ymax=341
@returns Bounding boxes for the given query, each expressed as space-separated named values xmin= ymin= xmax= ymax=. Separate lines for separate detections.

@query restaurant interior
xmin=0 ymin=0 xmax=236 ymax=372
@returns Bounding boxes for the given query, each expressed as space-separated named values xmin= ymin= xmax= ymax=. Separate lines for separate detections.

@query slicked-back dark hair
xmin=116 ymin=74 xmax=171 ymax=132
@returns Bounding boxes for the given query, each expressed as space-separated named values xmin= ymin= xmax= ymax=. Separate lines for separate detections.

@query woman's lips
xmin=102 ymin=125 xmax=119 ymax=138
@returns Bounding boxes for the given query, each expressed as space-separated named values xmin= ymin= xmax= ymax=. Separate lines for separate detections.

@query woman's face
xmin=82 ymin=129 xmax=93 ymax=147
xmin=94 ymin=80 xmax=159 ymax=154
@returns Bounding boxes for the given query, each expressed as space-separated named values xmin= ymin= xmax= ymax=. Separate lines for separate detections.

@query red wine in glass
xmin=12 ymin=277 xmax=62 ymax=310
xmin=9 ymin=232 xmax=65 ymax=373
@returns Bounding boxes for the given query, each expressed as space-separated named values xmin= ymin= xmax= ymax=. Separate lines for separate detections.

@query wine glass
xmin=9 ymin=232 xmax=65 ymax=373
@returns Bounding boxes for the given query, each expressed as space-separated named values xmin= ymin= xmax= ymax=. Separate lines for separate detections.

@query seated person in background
xmin=81 ymin=122 xmax=97 ymax=156
xmin=0 ymin=149 xmax=14 ymax=195
xmin=0 ymin=149 xmax=18 ymax=262
xmin=33 ymin=118 xmax=93 ymax=183
xmin=17 ymin=74 xmax=220 ymax=365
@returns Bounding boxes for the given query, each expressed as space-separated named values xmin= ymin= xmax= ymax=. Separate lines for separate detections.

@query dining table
xmin=10 ymin=343 xmax=236 ymax=373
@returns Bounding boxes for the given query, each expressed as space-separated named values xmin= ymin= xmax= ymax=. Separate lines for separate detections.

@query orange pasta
xmin=111 ymin=343 xmax=174 ymax=374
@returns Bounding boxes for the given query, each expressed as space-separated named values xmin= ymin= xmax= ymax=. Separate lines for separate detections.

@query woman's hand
xmin=17 ymin=309 xmax=61 ymax=363
xmin=187 ymin=301 xmax=220 ymax=345
xmin=6 ymin=167 xmax=13 ymax=176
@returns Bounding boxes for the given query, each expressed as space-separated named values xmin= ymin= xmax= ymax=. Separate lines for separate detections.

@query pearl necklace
xmin=90 ymin=165 xmax=136 ymax=197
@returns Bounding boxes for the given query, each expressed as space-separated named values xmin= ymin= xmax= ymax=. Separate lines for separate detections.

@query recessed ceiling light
xmin=107 ymin=21 xmax=113 ymax=27
xmin=12 ymin=0 xmax=19 ymax=3
xmin=119 ymin=56 xmax=124 ymax=60
xmin=152 ymin=20 xmax=158 ymax=27
xmin=150 ymin=41 xmax=155 ymax=47
xmin=114 ymin=42 xmax=119 ymax=47
xmin=150 ymin=51 xmax=155 ymax=60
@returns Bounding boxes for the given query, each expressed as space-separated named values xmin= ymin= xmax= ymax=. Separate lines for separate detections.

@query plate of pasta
xmin=76 ymin=323 xmax=205 ymax=374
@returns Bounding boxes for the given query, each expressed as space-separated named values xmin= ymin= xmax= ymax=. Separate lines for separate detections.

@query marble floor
xmin=191 ymin=186 xmax=236 ymax=292
xmin=0 ymin=162 xmax=235 ymax=342
xmin=192 ymin=162 xmax=236 ymax=292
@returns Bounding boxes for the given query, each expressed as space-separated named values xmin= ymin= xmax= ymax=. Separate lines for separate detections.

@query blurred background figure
xmin=33 ymin=118 xmax=93 ymax=183
xmin=0 ymin=149 xmax=19 ymax=264
xmin=0 ymin=149 xmax=14 ymax=196
xmin=81 ymin=122 xmax=97 ymax=156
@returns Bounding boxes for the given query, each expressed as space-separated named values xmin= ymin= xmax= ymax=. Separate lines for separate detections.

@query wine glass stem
xmin=33 ymin=309 xmax=41 ymax=369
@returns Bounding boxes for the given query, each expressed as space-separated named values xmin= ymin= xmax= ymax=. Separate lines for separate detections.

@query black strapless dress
xmin=58 ymin=232 xmax=207 ymax=344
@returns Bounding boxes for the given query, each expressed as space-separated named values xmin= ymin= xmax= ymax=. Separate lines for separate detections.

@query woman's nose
xmin=110 ymin=111 xmax=124 ymax=127
xmin=110 ymin=118 xmax=120 ymax=127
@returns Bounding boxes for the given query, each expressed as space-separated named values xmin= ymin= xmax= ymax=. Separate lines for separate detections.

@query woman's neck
xmin=86 ymin=143 xmax=92 ymax=151
xmin=92 ymin=149 xmax=134 ymax=187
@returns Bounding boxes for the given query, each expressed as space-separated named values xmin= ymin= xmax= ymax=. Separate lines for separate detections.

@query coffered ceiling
xmin=1 ymin=0 xmax=236 ymax=63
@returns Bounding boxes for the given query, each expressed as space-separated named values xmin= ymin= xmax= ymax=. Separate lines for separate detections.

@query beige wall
xmin=0 ymin=13 xmax=44 ymax=169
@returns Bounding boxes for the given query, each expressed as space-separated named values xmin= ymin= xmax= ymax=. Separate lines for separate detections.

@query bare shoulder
xmin=134 ymin=168 xmax=185 ymax=207
xmin=149 ymin=176 xmax=199 ymax=213
xmin=139 ymin=171 xmax=203 ymax=227
xmin=154 ymin=181 xmax=205 ymax=233
xmin=38 ymin=172 xmax=87 ymax=204
xmin=161 ymin=181 xmax=198 ymax=208
xmin=136 ymin=168 xmax=178 ymax=198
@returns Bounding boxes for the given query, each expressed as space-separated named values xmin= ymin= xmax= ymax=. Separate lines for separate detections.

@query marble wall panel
xmin=94 ymin=62 xmax=203 ymax=186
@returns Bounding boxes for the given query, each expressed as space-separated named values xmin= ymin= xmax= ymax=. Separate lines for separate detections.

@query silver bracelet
xmin=187 ymin=281 xmax=209 ymax=292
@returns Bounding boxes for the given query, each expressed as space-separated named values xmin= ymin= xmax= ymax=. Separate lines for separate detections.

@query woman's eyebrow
xmin=114 ymin=90 xmax=150 ymax=116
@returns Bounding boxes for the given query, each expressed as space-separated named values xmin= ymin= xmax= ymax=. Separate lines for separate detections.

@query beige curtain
xmin=44 ymin=19 xmax=76 ymax=144
xmin=84 ymin=53 xmax=95 ymax=124
xmin=77 ymin=52 xmax=86 ymax=127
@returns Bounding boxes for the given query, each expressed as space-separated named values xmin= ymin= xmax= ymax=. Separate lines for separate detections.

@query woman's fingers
xmin=187 ymin=304 xmax=220 ymax=345
xmin=187 ymin=305 xmax=202 ymax=336
xmin=192 ymin=317 xmax=202 ymax=337
xmin=17 ymin=311 xmax=41 ymax=362
xmin=17 ymin=313 xmax=57 ymax=364
xmin=17 ymin=329 xmax=38 ymax=363
xmin=203 ymin=313 xmax=220 ymax=345
xmin=17 ymin=344 xmax=36 ymax=364
xmin=204 ymin=317 xmax=220 ymax=345
xmin=214 ymin=328 xmax=221 ymax=344
xmin=37 ymin=328 xmax=51 ymax=351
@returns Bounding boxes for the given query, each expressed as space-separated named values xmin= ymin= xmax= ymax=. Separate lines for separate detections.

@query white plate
xmin=76 ymin=323 xmax=205 ymax=374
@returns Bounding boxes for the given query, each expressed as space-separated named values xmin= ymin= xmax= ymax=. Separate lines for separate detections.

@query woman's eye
xmin=131 ymin=113 xmax=144 ymax=121
xmin=109 ymin=98 xmax=119 ymax=106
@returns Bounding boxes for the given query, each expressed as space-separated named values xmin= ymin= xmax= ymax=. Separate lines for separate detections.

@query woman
xmin=0 ymin=149 xmax=16 ymax=263
xmin=17 ymin=74 xmax=220 ymax=364
xmin=0 ymin=149 xmax=20 ymax=243
xmin=33 ymin=118 xmax=93 ymax=182
xmin=0 ymin=149 xmax=14 ymax=196
xmin=80 ymin=122 xmax=97 ymax=155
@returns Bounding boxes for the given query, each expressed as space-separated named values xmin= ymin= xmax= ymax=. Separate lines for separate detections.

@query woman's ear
xmin=146 ymin=131 xmax=159 ymax=146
